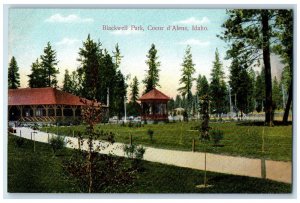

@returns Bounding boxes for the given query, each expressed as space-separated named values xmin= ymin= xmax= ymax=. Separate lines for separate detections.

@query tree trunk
xmin=283 ymin=82 xmax=292 ymax=123
xmin=261 ymin=10 xmax=273 ymax=126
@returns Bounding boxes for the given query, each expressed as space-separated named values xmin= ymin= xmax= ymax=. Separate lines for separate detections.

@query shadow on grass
xmin=236 ymin=121 xmax=292 ymax=126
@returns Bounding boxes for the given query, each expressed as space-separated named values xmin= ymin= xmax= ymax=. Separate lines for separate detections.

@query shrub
xmin=147 ymin=129 xmax=154 ymax=141
xmin=210 ymin=129 xmax=224 ymax=145
xmin=123 ymin=144 xmax=146 ymax=171
xmin=49 ymin=135 xmax=65 ymax=154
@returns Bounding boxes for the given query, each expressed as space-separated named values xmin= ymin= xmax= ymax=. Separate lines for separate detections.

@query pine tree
xmin=130 ymin=76 xmax=139 ymax=103
xmin=112 ymin=43 xmax=123 ymax=70
xmin=209 ymin=49 xmax=227 ymax=116
xmin=28 ymin=58 xmax=46 ymax=88
xmin=40 ymin=42 xmax=59 ymax=87
xmin=8 ymin=56 xmax=20 ymax=89
xmin=178 ymin=45 xmax=196 ymax=116
xmin=143 ymin=44 xmax=160 ymax=93
xmin=196 ymin=74 xmax=209 ymax=98
xmin=78 ymin=34 xmax=102 ymax=100
xmin=62 ymin=69 xmax=72 ymax=93
xmin=254 ymin=70 xmax=265 ymax=113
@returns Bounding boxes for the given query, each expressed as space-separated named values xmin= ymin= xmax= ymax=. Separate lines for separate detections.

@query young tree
xmin=209 ymin=49 xmax=227 ymax=116
xmin=143 ymin=44 xmax=160 ymax=93
xmin=8 ymin=56 xmax=20 ymax=89
xmin=40 ymin=42 xmax=59 ymax=87
xmin=178 ymin=45 xmax=196 ymax=117
xmin=28 ymin=58 xmax=46 ymax=88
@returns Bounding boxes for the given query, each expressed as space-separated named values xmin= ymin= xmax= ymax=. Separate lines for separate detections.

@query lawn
xmin=41 ymin=121 xmax=292 ymax=161
xmin=7 ymin=135 xmax=292 ymax=193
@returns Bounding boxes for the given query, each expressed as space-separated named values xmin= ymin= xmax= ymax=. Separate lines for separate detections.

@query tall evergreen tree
xmin=130 ymin=76 xmax=139 ymax=103
xmin=196 ymin=74 xmax=209 ymax=98
xmin=220 ymin=9 xmax=276 ymax=126
xmin=8 ymin=56 xmax=20 ymax=89
xmin=210 ymin=49 xmax=227 ymax=116
xmin=178 ymin=45 xmax=196 ymax=116
xmin=62 ymin=69 xmax=72 ymax=93
xmin=78 ymin=34 xmax=102 ymax=100
xmin=40 ymin=42 xmax=59 ymax=87
xmin=143 ymin=44 xmax=160 ymax=93
xmin=28 ymin=58 xmax=46 ymax=88
xmin=112 ymin=43 xmax=123 ymax=70
xmin=254 ymin=70 xmax=265 ymax=113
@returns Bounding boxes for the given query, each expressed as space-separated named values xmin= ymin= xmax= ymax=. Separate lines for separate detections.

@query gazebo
xmin=8 ymin=87 xmax=106 ymax=122
xmin=138 ymin=88 xmax=170 ymax=122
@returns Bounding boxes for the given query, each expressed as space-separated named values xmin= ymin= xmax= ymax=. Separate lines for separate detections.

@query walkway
xmin=13 ymin=127 xmax=292 ymax=184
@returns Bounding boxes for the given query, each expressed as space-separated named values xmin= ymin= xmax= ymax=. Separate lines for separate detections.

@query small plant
xmin=147 ymin=129 xmax=154 ymax=141
xmin=49 ymin=135 xmax=65 ymax=154
xmin=210 ymin=129 xmax=224 ymax=146
xmin=128 ymin=121 xmax=134 ymax=128
xmin=123 ymin=144 xmax=146 ymax=171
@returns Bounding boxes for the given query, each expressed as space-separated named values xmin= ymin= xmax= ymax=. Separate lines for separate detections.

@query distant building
xmin=8 ymin=87 xmax=106 ymax=122
xmin=138 ymin=88 xmax=170 ymax=122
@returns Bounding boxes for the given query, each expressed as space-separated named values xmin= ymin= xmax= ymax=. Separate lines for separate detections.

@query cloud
xmin=174 ymin=17 xmax=210 ymax=25
xmin=178 ymin=39 xmax=210 ymax=46
xmin=45 ymin=14 xmax=94 ymax=23
xmin=55 ymin=38 xmax=80 ymax=46
xmin=110 ymin=29 xmax=143 ymax=36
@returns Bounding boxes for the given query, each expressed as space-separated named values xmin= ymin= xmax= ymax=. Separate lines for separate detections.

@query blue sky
xmin=8 ymin=8 xmax=282 ymax=98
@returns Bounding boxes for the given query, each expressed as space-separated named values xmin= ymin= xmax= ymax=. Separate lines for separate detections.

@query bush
xmin=147 ymin=129 xmax=154 ymax=141
xmin=49 ymin=135 xmax=65 ymax=154
xmin=123 ymin=144 xmax=146 ymax=171
xmin=210 ymin=129 xmax=224 ymax=145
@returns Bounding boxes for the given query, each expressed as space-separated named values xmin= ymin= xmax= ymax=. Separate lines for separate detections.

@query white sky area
xmin=8 ymin=9 xmax=284 ymax=99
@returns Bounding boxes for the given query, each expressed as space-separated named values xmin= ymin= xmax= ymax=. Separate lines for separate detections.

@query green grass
xmin=41 ymin=121 xmax=292 ymax=161
xmin=8 ymin=134 xmax=291 ymax=193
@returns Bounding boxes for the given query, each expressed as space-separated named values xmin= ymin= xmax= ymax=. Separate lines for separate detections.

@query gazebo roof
xmin=139 ymin=88 xmax=170 ymax=101
xmin=8 ymin=87 xmax=103 ymax=106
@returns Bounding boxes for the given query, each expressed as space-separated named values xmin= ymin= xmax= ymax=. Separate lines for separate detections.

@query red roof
xmin=8 ymin=87 xmax=102 ymax=106
xmin=139 ymin=88 xmax=170 ymax=101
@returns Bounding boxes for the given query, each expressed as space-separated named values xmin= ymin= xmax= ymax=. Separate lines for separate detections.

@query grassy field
xmin=7 ymin=135 xmax=292 ymax=193
xmin=41 ymin=121 xmax=292 ymax=161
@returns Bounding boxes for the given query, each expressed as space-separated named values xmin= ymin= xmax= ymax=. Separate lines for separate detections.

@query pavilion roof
xmin=138 ymin=88 xmax=170 ymax=101
xmin=8 ymin=87 xmax=103 ymax=106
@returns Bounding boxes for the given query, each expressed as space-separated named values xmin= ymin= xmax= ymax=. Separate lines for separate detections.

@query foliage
xmin=130 ymin=76 xmax=139 ymax=103
xmin=49 ymin=135 xmax=65 ymax=154
xmin=28 ymin=59 xmax=46 ymax=88
xmin=178 ymin=45 xmax=196 ymax=116
xmin=143 ymin=43 xmax=161 ymax=93
xmin=147 ymin=129 xmax=154 ymax=141
xmin=210 ymin=129 xmax=224 ymax=145
xmin=123 ymin=144 xmax=146 ymax=171
xmin=255 ymin=69 xmax=265 ymax=113
xmin=272 ymin=76 xmax=282 ymax=110
xmin=199 ymin=95 xmax=210 ymax=141
xmin=8 ymin=56 xmax=20 ymax=89
xmin=40 ymin=42 xmax=59 ymax=87
xmin=209 ymin=49 xmax=228 ymax=115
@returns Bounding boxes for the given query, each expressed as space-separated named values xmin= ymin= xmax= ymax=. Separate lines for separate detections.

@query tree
xmin=178 ymin=45 xmax=196 ymax=117
xmin=196 ymin=74 xmax=209 ymax=98
xmin=112 ymin=43 xmax=123 ymax=70
xmin=28 ymin=58 xmax=46 ymax=88
xmin=143 ymin=44 xmax=160 ymax=93
xmin=62 ymin=69 xmax=72 ymax=93
xmin=273 ymin=10 xmax=293 ymax=123
xmin=209 ymin=49 xmax=227 ymax=116
xmin=78 ymin=34 xmax=102 ymax=100
xmin=254 ymin=69 xmax=265 ymax=113
xmin=220 ymin=9 xmax=276 ymax=126
xmin=229 ymin=58 xmax=255 ymax=117
xmin=40 ymin=42 xmax=59 ymax=87
xmin=272 ymin=76 xmax=282 ymax=110
xmin=130 ymin=76 xmax=139 ymax=103
xmin=8 ymin=56 xmax=20 ymax=89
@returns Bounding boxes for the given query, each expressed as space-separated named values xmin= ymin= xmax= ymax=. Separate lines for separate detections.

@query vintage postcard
xmin=5 ymin=6 xmax=294 ymax=195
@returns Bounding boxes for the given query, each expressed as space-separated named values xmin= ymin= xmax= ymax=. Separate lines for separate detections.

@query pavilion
xmin=138 ymin=88 xmax=170 ymax=122
xmin=8 ymin=87 xmax=105 ymax=122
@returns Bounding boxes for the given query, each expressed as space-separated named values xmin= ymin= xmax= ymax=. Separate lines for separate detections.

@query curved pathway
xmin=12 ymin=127 xmax=292 ymax=184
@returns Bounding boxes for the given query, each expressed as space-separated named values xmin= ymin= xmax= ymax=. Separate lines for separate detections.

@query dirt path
xmin=13 ymin=127 xmax=292 ymax=184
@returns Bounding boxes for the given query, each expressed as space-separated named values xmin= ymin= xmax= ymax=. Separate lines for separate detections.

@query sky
xmin=8 ymin=8 xmax=284 ymax=98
